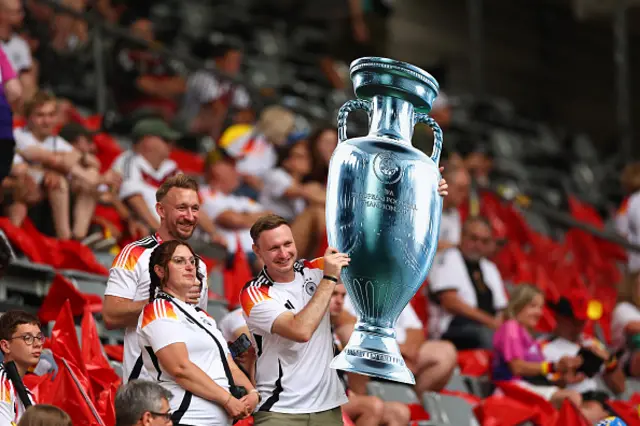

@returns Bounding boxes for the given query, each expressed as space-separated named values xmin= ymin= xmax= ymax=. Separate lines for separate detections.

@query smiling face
xmin=253 ymin=224 xmax=297 ymax=280
xmin=155 ymin=244 xmax=198 ymax=297
xmin=515 ymin=293 xmax=545 ymax=330
xmin=156 ymin=187 xmax=200 ymax=241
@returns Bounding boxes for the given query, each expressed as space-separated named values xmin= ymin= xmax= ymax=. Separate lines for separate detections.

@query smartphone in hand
xmin=229 ymin=333 xmax=252 ymax=358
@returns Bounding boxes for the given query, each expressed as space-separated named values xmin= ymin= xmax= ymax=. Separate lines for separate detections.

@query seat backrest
xmin=366 ymin=381 xmax=420 ymax=404
xmin=423 ymin=392 xmax=477 ymax=426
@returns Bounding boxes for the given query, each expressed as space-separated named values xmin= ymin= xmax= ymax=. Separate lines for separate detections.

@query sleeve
xmin=139 ymin=301 xmax=186 ymax=351
xmin=262 ymin=169 xmax=294 ymax=199
xmin=202 ymin=193 xmax=230 ymax=221
xmin=219 ymin=310 xmax=247 ymax=342
xmin=398 ymin=304 xmax=423 ymax=330
xmin=614 ymin=303 xmax=640 ymax=329
xmin=0 ymin=376 xmax=15 ymax=425
xmin=54 ymin=137 xmax=74 ymax=153
xmin=494 ymin=320 xmax=526 ymax=362
xmin=119 ymin=158 xmax=147 ymax=200
xmin=428 ymin=250 xmax=464 ymax=294
xmin=13 ymin=129 xmax=35 ymax=152
xmin=0 ymin=48 xmax=16 ymax=81
xmin=233 ymin=87 xmax=251 ymax=109
xmin=104 ymin=245 xmax=143 ymax=299
xmin=197 ymin=266 xmax=209 ymax=310
xmin=240 ymin=285 xmax=288 ymax=335
xmin=12 ymin=38 xmax=32 ymax=72
xmin=189 ymin=72 xmax=220 ymax=104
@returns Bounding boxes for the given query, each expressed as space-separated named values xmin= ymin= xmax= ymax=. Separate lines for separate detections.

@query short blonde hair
xmin=504 ymin=284 xmax=543 ymax=320
xmin=256 ymin=105 xmax=295 ymax=146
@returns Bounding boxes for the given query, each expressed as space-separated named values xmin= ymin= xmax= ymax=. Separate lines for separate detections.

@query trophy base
xmin=330 ymin=328 xmax=415 ymax=385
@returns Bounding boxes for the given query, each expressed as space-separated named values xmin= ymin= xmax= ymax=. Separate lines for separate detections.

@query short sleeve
xmin=13 ymin=128 xmax=36 ymax=152
xmin=139 ymin=301 xmax=186 ymax=351
xmin=428 ymin=249 xmax=465 ymax=294
xmin=397 ymin=304 xmax=423 ymax=330
xmin=0 ymin=376 xmax=15 ymax=424
xmin=104 ymin=245 xmax=143 ymax=299
xmin=614 ymin=302 xmax=640 ymax=329
xmin=262 ymin=169 xmax=294 ymax=199
xmin=240 ymin=285 xmax=288 ymax=335
xmin=494 ymin=320 xmax=526 ymax=362
xmin=219 ymin=309 xmax=247 ymax=342
xmin=53 ymin=137 xmax=74 ymax=153
xmin=119 ymin=158 xmax=146 ymax=200
xmin=9 ymin=37 xmax=32 ymax=72
xmin=202 ymin=193 xmax=230 ymax=222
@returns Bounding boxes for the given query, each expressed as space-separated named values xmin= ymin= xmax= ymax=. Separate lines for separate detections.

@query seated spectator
xmin=18 ymin=404 xmax=71 ymax=426
xmin=305 ymin=125 xmax=338 ymax=186
xmin=259 ymin=139 xmax=325 ymax=221
xmin=110 ymin=17 xmax=186 ymax=120
xmin=115 ymin=379 xmax=173 ymax=426
xmin=13 ymin=91 xmax=101 ymax=240
xmin=541 ymin=292 xmax=624 ymax=423
xmin=438 ymin=166 xmax=470 ymax=251
xmin=2 ymin=155 xmax=40 ymax=227
xmin=462 ymin=143 xmax=493 ymax=189
xmin=491 ymin=285 xmax=582 ymax=409
xmin=217 ymin=105 xmax=297 ymax=199
xmin=428 ymin=216 xmax=507 ymax=349
xmin=612 ymin=274 xmax=640 ymax=377
xmin=0 ymin=310 xmax=42 ymax=423
xmin=342 ymin=288 xmax=457 ymax=395
xmin=330 ymin=282 xmax=412 ymax=426
xmin=0 ymin=0 xmax=37 ymax=101
xmin=179 ymin=37 xmax=251 ymax=140
xmin=138 ymin=240 xmax=258 ymax=424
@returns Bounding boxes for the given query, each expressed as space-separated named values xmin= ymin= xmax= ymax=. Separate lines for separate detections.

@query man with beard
xmin=103 ymin=174 xmax=209 ymax=383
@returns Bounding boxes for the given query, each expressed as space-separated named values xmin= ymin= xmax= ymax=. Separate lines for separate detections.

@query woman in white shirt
xmin=138 ymin=240 xmax=259 ymax=425
xmin=258 ymin=139 xmax=325 ymax=221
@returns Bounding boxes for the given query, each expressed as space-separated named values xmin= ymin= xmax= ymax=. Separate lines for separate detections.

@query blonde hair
xmin=18 ymin=405 xmax=72 ymax=426
xmin=621 ymin=162 xmax=640 ymax=194
xmin=256 ymin=105 xmax=295 ymax=147
xmin=504 ymin=284 xmax=543 ymax=320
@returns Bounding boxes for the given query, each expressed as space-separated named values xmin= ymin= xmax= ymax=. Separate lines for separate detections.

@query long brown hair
xmin=148 ymin=240 xmax=203 ymax=302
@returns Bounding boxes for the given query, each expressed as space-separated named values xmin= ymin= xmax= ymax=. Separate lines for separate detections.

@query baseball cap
xmin=548 ymin=290 xmax=603 ymax=321
xmin=132 ymin=118 xmax=181 ymax=142
xmin=58 ymin=122 xmax=96 ymax=143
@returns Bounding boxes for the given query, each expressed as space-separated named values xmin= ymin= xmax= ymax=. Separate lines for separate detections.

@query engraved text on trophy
xmin=350 ymin=189 xmax=417 ymax=214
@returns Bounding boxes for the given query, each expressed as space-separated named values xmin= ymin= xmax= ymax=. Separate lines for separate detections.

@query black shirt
xmin=463 ymin=258 xmax=496 ymax=316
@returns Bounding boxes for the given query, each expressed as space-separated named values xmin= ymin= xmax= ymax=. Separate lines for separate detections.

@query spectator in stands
xmin=428 ymin=216 xmax=508 ymax=349
xmin=540 ymin=292 xmax=625 ymax=422
xmin=341 ymin=285 xmax=457 ymax=395
xmin=491 ymin=285 xmax=583 ymax=409
xmin=115 ymin=379 xmax=173 ymax=426
xmin=179 ymin=37 xmax=250 ymax=140
xmin=0 ymin=0 xmax=37 ymax=101
xmin=18 ymin=404 xmax=71 ymax=426
xmin=259 ymin=139 xmax=325 ymax=221
xmin=240 ymin=214 xmax=349 ymax=425
xmin=111 ymin=17 xmax=186 ymax=120
xmin=618 ymin=162 xmax=640 ymax=248
xmin=329 ymin=282 xmax=415 ymax=426
xmin=463 ymin=144 xmax=493 ymax=189
xmin=13 ymin=91 xmax=101 ymax=240
xmin=306 ymin=125 xmax=337 ymax=185
xmin=438 ymin=166 xmax=471 ymax=250
xmin=0 ymin=310 xmax=41 ymax=423
xmin=612 ymin=275 xmax=640 ymax=378
xmin=140 ymin=240 xmax=257 ymax=424
xmin=103 ymin=175 xmax=209 ymax=383
xmin=217 ymin=105 xmax=297 ymax=199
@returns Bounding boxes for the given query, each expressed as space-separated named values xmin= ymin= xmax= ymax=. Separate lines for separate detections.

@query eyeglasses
xmin=171 ymin=256 xmax=196 ymax=267
xmin=8 ymin=334 xmax=46 ymax=345
xmin=148 ymin=410 xmax=173 ymax=421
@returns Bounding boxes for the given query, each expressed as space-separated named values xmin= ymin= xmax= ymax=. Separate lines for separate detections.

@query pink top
xmin=492 ymin=319 xmax=545 ymax=381
xmin=0 ymin=48 xmax=16 ymax=82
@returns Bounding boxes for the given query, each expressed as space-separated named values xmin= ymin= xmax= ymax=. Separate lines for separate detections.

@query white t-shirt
xmin=258 ymin=168 xmax=306 ymax=221
xmin=219 ymin=308 xmax=247 ymax=343
xmin=539 ymin=335 xmax=603 ymax=394
xmin=119 ymin=155 xmax=180 ymax=222
xmin=138 ymin=296 xmax=230 ymax=425
xmin=428 ymin=248 xmax=508 ymax=338
xmin=612 ymin=301 xmax=640 ymax=351
xmin=14 ymin=127 xmax=74 ymax=155
xmin=343 ymin=296 xmax=423 ymax=345
xmin=240 ymin=260 xmax=348 ymax=414
xmin=625 ymin=191 xmax=640 ymax=272
xmin=110 ymin=150 xmax=135 ymax=176
xmin=223 ymin=131 xmax=277 ymax=178
xmin=1 ymin=34 xmax=32 ymax=73
xmin=200 ymin=185 xmax=264 ymax=254
xmin=439 ymin=208 xmax=462 ymax=245
xmin=0 ymin=364 xmax=36 ymax=424
xmin=104 ymin=234 xmax=208 ymax=383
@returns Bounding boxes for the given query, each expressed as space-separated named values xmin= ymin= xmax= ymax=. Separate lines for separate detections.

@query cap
xmin=549 ymin=291 xmax=603 ymax=321
xmin=132 ymin=118 xmax=181 ymax=142
xmin=206 ymin=148 xmax=236 ymax=167
xmin=58 ymin=122 xmax=95 ymax=143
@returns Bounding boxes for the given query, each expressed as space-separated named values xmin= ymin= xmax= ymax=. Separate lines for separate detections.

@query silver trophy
xmin=326 ymin=57 xmax=443 ymax=384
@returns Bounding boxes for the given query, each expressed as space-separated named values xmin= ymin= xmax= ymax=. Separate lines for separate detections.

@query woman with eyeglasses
xmin=0 ymin=310 xmax=43 ymax=424
xmin=138 ymin=240 xmax=259 ymax=425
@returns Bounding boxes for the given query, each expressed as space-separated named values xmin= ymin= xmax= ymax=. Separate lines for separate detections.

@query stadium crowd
xmin=0 ymin=0 xmax=638 ymax=425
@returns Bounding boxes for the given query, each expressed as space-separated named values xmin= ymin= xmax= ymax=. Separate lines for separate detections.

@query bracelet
xmin=250 ymin=389 xmax=262 ymax=403
xmin=223 ymin=393 xmax=232 ymax=406
xmin=323 ymin=275 xmax=338 ymax=283
xmin=605 ymin=356 xmax=619 ymax=373
xmin=540 ymin=361 xmax=555 ymax=376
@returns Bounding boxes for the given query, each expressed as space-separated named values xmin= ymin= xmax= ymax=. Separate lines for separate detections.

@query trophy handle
xmin=337 ymin=99 xmax=372 ymax=143
xmin=415 ymin=113 xmax=443 ymax=166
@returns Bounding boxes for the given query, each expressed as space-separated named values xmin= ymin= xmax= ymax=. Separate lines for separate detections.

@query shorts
xmin=0 ymin=138 xmax=15 ymax=183
xmin=253 ymin=407 xmax=343 ymax=426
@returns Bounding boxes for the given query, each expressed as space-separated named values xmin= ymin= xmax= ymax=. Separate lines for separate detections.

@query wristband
xmin=605 ymin=356 xmax=618 ymax=373
xmin=323 ymin=275 xmax=338 ymax=283
xmin=250 ymin=389 xmax=262 ymax=403
xmin=541 ymin=361 xmax=555 ymax=376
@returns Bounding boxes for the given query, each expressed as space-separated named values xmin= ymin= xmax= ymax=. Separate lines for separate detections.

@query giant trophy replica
xmin=326 ymin=57 xmax=444 ymax=384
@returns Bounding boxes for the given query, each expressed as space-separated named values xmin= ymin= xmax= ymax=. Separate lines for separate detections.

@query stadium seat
xmin=423 ymin=392 xmax=479 ymax=426
xmin=366 ymin=381 xmax=420 ymax=404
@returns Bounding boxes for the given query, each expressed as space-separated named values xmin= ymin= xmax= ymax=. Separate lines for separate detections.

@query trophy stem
xmin=331 ymin=327 xmax=416 ymax=385
xmin=368 ymin=95 xmax=416 ymax=143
